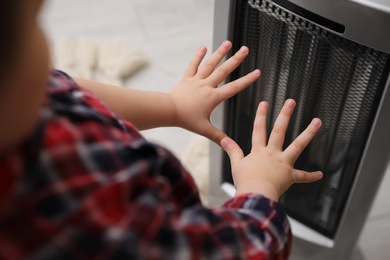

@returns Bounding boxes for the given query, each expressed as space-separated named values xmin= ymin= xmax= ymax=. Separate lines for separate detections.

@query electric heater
xmin=209 ymin=0 xmax=390 ymax=259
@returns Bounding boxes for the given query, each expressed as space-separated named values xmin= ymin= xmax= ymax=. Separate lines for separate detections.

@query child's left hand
xmin=168 ymin=41 xmax=260 ymax=144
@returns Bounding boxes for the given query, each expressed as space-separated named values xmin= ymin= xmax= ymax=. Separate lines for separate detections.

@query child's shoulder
xmin=45 ymin=70 xmax=141 ymax=138
xmin=47 ymin=70 xmax=123 ymax=125
xmin=48 ymin=69 xmax=79 ymax=93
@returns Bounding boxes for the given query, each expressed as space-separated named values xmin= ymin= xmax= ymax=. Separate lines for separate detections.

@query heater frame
xmin=209 ymin=0 xmax=390 ymax=259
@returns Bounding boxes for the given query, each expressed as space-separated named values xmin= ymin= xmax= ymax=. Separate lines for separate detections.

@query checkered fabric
xmin=0 ymin=70 xmax=291 ymax=259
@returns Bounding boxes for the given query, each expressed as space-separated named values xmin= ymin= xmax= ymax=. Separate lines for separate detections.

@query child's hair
xmin=0 ymin=1 xmax=22 ymax=78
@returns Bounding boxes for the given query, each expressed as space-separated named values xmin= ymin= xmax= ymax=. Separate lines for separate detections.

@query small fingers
xmin=184 ymin=46 xmax=207 ymax=77
xmin=292 ymin=170 xmax=323 ymax=184
xmin=221 ymin=137 xmax=244 ymax=167
xmin=196 ymin=41 xmax=232 ymax=79
xmin=252 ymin=101 xmax=268 ymax=149
xmin=268 ymin=99 xmax=296 ymax=150
xmin=207 ymin=46 xmax=249 ymax=86
xmin=216 ymin=69 xmax=260 ymax=101
xmin=284 ymin=118 xmax=322 ymax=163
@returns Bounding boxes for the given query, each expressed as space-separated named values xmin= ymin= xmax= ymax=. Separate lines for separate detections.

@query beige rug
xmin=52 ymin=39 xmax=148 ymax=86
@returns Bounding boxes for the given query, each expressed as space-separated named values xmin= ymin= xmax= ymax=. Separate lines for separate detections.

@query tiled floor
xmin=40 ymin=1 xmax=390 ymax=259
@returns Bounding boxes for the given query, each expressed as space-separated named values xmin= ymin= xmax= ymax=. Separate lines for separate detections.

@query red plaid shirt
xmin=0 ymin=70 xmax=291 ymax=259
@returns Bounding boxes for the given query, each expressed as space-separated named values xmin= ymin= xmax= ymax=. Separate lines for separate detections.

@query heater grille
xmin=224 ymin=0 xmax=390 ymax=238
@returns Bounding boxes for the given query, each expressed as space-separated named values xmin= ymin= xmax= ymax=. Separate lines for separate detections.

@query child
xmin=0 ymin=0 xmax=323 ymax=259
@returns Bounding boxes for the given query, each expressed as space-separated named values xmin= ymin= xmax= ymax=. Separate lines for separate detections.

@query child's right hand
xmin=167 ymin=41 xmax=260 ymax=145
xmin=221 ymin=99 xmax=323 ymax=201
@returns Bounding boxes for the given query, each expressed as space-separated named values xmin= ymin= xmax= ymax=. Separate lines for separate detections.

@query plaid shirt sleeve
xmin=0 ymin=70 xmax=291 ymax=260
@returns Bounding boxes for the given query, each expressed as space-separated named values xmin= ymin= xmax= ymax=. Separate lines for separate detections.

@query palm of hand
xmin=232 ymin=148 xmax=295 ymax=199
xmin=222 ymin=100 xmax=323 ymax=201
xmin=168 ymin=41 xmax=260 ymax=144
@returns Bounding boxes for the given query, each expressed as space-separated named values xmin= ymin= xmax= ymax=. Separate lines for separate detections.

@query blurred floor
xmin=41 ymin=0 xmax=214 ymax=154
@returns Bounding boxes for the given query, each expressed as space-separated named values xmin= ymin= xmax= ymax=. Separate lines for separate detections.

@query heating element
xmin=224 ymin=0 xmax=390 ymax=240
xmin=210 ymin=0 xmax=390 ymax=259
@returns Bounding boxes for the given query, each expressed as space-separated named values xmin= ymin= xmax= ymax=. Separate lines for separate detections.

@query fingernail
xmin=285 ymin=99 xmax=295 ymax=108
xmin=316 ymin=171 xmax=324 ymax=179
xmin=311 ymin=118 xmax=322 ymax=127
xmin=259 ymin=101 xmax=268 ymax=109
xmin=239 ymin=46 xmax=248 ymax=54
xmin=199 ymin=46 xmax=206 ymax=52
xmin=223 ymin=41 xmax=231 ymax=49
xmin=220 ymin=138 xmax=230 ymax=149
xmin=252 ymin=69 xmax=260 ymax=76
